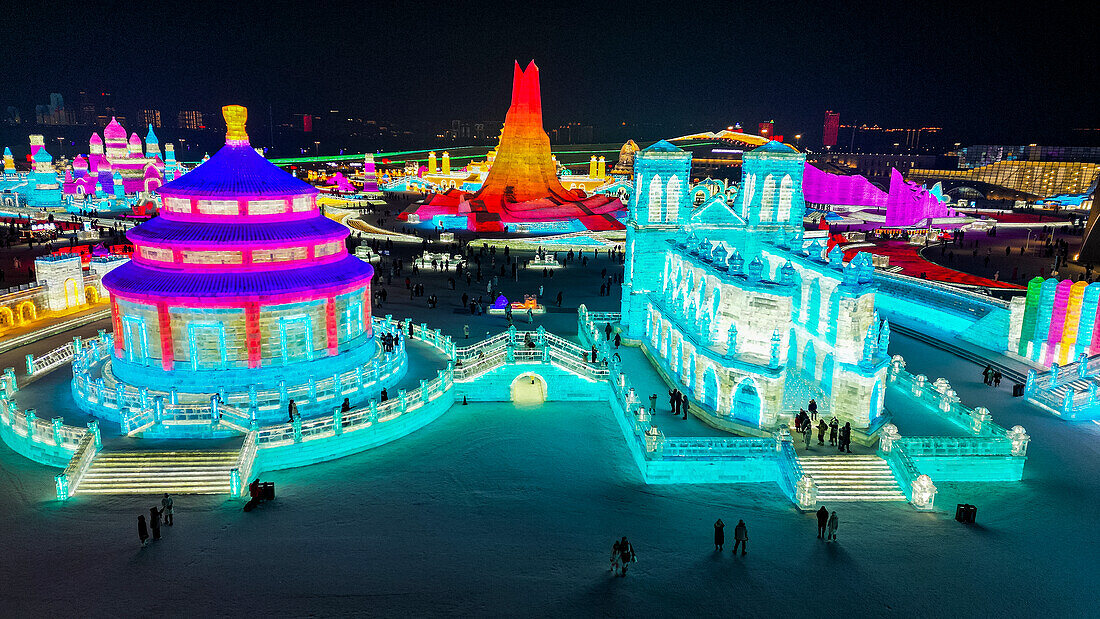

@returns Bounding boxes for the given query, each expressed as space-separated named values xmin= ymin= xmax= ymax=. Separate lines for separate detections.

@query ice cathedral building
xmin=620 ymin=140 xmax=890 ymax=432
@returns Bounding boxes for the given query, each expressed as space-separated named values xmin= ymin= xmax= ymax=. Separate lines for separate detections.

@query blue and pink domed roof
xmin=103 ymin=104 xmax=371 ymax=303
xmin=157 ymin=140 xmax=317 ymax=200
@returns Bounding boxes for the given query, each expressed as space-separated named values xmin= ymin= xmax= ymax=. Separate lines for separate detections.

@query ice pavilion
xmin=76 ymin=105 xmax=388 ymax=431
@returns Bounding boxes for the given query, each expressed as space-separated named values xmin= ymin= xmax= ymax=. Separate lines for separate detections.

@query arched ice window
xmin=665 ymin=176 xmax=681 ymax=222
xmin=648 ymin=174 xmax=663 ymax=223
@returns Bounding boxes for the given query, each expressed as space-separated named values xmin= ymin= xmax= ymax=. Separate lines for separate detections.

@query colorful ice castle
xmin=63 ymin=118 xmax=179 ymax=197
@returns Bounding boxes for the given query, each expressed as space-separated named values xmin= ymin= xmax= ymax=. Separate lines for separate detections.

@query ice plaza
xmin=0 ymin=64 xmax=1097 ymax=616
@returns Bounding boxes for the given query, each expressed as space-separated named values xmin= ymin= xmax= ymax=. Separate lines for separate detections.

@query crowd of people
xmin=793 ymin=404 xmax=852 ymax=452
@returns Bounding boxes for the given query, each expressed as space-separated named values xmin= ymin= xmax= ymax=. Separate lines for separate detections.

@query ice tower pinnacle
xmin=223 ymin=105 xmax=249 ymax=144
xmin=471 ymin=61 xmax=578 ymax=206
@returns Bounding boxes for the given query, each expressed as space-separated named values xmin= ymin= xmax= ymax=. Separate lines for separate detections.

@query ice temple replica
xmin=73 ymin=106 xmax=395 ymax=434
xmin=621 ymin=140 xmax=888 ymax=430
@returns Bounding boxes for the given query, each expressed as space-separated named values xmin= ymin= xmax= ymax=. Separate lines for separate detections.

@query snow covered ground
xmin=0 ymin=329 xmax=1097 ymax=616
xmin=1 ymin=250 xmax=1097 ymax=616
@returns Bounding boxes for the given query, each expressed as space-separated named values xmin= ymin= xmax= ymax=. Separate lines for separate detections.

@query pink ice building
xmin=802 ymin=163 xmax=953 ymax=227
xmin=63 ymin=118 xmax=179 ymax=197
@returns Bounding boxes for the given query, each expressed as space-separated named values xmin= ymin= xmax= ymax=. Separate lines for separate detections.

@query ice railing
xmin=775 ymin=428 xmax=817 ymax=510
xmin=254 ymin=365 xmax=453 ymax=448
xmin=662 ymin=436 xmax=774 ymax=459
xmin=229 ymin=430 xmax=258 ymax=496
xmin=70 ymin=318 xmax=412 ymax=427
xmin=25 ymin=333 xmax=110 ymax=378
xmin=119 ymin=401 xmax=253 ymax=437
xmin=54 ymin=421 xmax=102 ymax=500
xmin=1024 ymin=355 xmax=1100 ymax=419
xmin=26 ymin=336 xmax=98 ymax=378
xmin=878 ymin=426 xmax=937 ymax=509
xmin=887 ymin=355 xmax=1027 ymax=446
xmin=0 ymin=383 xmax=90 ymax=455
xmin=880 ymin=358 xmax=1025 ymax=455
xmin=452 ymin=325 xmax=608 ymax=382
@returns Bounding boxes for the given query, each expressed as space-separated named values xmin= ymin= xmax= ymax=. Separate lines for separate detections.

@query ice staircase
xmin=75 ymin=449 xmax=239 ymax=495
xmin=799 ymin=455 xmax=907 ymax=502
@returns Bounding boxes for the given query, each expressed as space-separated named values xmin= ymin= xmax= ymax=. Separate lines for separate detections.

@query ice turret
xmin=878 ymin=319 xmax=891 ymax=356
xmin=725 ymin=324 xmax=738 ymax=358
xmin=745 ymin=257 xmax=763 ymax=283
xmin=728 ymin=249 xmax=744 ymax=276
xmin=128 ymin=132 xmax=142 ymax=157
xmin=145 ymin=124 xmax=160 ymax=158
xmin=711 ymin=242 xmax=728 ymax=268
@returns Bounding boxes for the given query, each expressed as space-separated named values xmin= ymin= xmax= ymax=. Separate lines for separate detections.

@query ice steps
xmin=75 ymin=449 xmax=239 ymax=496
xmin=798 ymin=455 xmax=907 ymax=502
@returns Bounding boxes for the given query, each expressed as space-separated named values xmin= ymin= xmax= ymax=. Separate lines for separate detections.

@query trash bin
xmin=1012 ymin=383 xmax=1025 ymax=397
xmin=262 ymin=482 xmax=275 ymax=501
xmin=956 ymin=503 xmax=976 ymax=523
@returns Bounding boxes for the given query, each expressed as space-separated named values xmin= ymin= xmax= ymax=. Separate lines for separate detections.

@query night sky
xmin=2 ymin=0 xmax=1095 ymax=144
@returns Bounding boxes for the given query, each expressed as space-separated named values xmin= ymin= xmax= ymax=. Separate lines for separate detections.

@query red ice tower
xmin=472 ymin=61 xmax=580 ymax=207
xmin=404 ymin=61 xmax=626 ymax=232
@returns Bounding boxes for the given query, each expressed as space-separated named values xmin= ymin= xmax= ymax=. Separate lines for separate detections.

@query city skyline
xmin=0 ymin=1 xmax=1094 ymax=147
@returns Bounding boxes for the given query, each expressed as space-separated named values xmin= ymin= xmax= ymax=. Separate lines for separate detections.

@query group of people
xmin=380 ymin=332 xmax=400 ymax=352
xmin=136 ymin=493 xmax=174 ymax=547
xmin=794 ymin=404 xmax=851 ymax=452
xmin=668 ymin=389 xmax=688 ymax=419
xmin=981 ymin=365 xmax=1003 ymax=387
xmin=816 ymin=506 xmax=840 ymax=542
xmin=712 ymin=518 xmax=749 ymax=555
xmin=609 ymin=537 xmax=636 ymax=576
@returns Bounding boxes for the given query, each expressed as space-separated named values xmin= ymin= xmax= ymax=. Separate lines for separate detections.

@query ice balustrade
xmin=1 ymin=387 xmax=90 ymax=453
xmin=878 ymin=417 xmax=1027 ymax=507
xmin=25 ymin=333 xmax=110 ymax=377
xmin=1024 ymin=355 xmax=1100 ymax=419
xmin=873 ymin=270 xmax=1008 ymax=318
xmin=887 ymin=355 xmax=1018 ymax=440
xmin=774 ymin=428 xmax=816 ymax=509
xmin=254 ymin=366 xmax=453 ymax=447
xmin=878 ymin=424 xmax=935 ymax=509
xmin=452 ymin=325 xmax=608 ymax=381
xmin=229 ymin=430 xmax=258 ymax=496
xmin=54 ymin=422 xmax=101 ymax=500
xmin=70 ymin=319 xmax=411 ymax=427
xmin=661 ymin=436 xmax=774 ymax=459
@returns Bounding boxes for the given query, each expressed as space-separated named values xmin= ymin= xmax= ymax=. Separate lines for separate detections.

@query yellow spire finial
xmin=222 ymin=105 xmax=249 ymax=143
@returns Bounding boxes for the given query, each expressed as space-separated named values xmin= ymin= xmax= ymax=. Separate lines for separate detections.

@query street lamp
xmin=56 ymin=137 xmax=64 ymax=157
xmin=313 ymin=141 xmax=320 ymax=156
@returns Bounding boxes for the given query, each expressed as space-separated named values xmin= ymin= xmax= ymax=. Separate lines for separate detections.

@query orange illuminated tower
xmin=471 ymin=61 xmax=580 ymax=207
